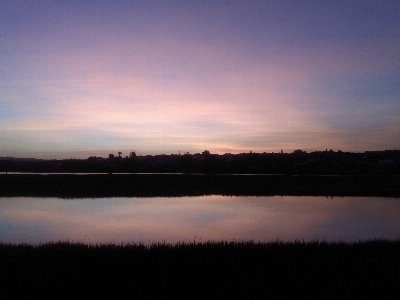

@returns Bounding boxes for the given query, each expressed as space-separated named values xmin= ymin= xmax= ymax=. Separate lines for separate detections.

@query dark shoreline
xmin=1 ymin=240 xmax=399 ymax=299
xmin=1 ymin=173 xmax=399 ymax=197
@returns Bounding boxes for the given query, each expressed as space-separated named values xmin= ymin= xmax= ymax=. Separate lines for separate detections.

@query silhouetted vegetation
xmin=1 ymin=240 xmax=399 ymax=299
xmin=1 ymin=149 xmax=399 ymax=175
xmin=1 ymin=151 xmax=399 ymax=298
xmin=1 ymin=150 xmax=399 ymax=197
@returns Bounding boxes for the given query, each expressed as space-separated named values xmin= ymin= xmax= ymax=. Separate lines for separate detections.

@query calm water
xmin=1 ymin=196 xmax=399 ymax=245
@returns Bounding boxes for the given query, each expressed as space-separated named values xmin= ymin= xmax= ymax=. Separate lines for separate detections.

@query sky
xmin=1 ymin=0 xmax=399 ymax=159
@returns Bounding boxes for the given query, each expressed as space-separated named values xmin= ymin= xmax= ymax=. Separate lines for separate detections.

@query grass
xmin=1 ymin=240 xmax=400 ymax=299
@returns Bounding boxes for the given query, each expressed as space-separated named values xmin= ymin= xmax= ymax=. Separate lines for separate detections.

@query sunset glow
xmin=1 ymin=1 xmax=399 ymax=159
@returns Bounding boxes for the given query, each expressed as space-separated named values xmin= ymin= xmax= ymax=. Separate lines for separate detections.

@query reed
xmin=1 ymin=240 xmax=399 ymax=299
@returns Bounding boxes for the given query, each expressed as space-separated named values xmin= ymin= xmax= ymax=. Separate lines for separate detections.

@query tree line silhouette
xmin=0 ymin=149 xmax=399 ymax=174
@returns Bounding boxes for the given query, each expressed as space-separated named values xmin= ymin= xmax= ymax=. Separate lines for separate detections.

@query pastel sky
xmin=1 ymin=1 xmax=399 ymax=159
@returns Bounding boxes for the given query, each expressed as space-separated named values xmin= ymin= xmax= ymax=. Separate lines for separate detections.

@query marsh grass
xmin=1 ymin=240 xmax=399 ymax=299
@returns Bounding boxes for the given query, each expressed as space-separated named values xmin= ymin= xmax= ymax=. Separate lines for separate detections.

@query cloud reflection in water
xmin=0 ymin=196 xmax=399 ymax=244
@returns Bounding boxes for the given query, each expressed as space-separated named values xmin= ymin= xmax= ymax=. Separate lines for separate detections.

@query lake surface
xmin=1 ymin=196 xmax=399 ymax=245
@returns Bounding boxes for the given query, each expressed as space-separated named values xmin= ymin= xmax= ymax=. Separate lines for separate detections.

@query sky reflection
xmin=1 ymin=196 xmax=399 ymax=245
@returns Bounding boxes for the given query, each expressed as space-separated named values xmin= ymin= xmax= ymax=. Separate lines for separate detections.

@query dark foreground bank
xmin=1 ymin=174 xmax=399 ymax=197
xmin=1 ymin=240 xmax=399 ymax=299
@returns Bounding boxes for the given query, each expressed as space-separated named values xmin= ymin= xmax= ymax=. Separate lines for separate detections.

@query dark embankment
xmin=1 ymin=240 xmax=399 ymax=299
xmin=1 ymin=174 xmax=399 ymax=197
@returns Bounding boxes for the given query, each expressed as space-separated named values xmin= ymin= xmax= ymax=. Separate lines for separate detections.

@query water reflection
xmin=1 ymin=196 xmax=399 ymax=244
